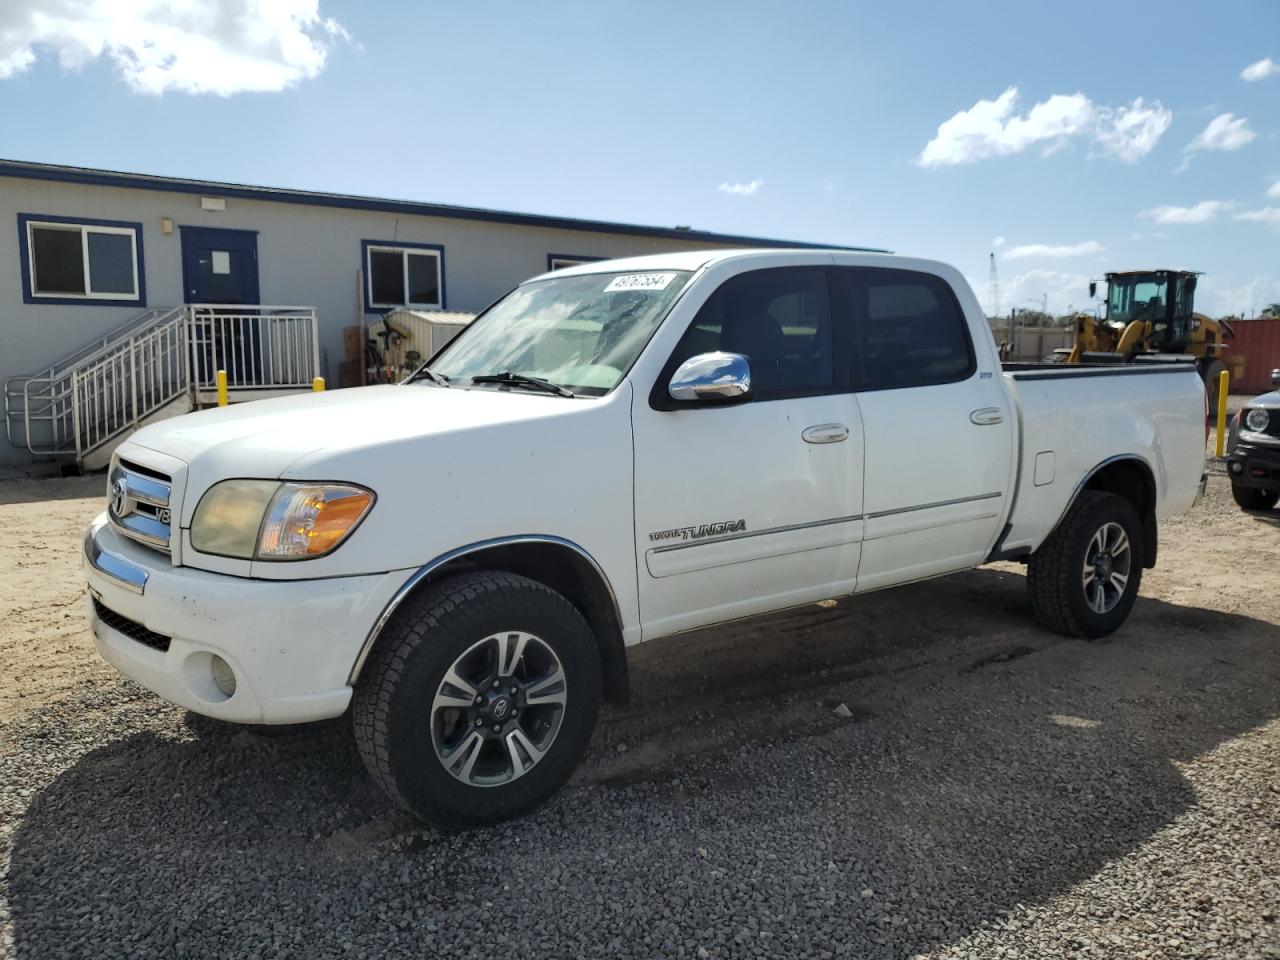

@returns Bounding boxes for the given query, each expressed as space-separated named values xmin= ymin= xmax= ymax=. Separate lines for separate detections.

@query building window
xmin=18 ymin=214 xmax=145 ymax=305
xmin=547 ymin=254 xmax=604 ymax=272
xmin=363 ymin=241 xmax=444 ymax=310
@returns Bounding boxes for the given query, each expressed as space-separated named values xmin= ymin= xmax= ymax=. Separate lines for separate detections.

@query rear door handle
xmin=802 ymin=423 xmax=849 ymax=444
xmin=970 ymin=407 xmax=1004 ymax=426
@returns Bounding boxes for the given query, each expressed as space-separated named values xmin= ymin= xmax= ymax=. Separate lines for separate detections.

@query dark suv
xmin=1227 ymin=369 xmax=1280 ymax=511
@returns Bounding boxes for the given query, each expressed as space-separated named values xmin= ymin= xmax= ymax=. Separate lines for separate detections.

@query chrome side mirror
xmin=1271 ymin=368 xmax=1280 ymax=389
xmin=668 ymin=352 xmax=752 ymax=403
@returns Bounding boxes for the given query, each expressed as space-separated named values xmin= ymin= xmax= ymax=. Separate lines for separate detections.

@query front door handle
xmin=802 ymin=423 xmax=849 ymax=444
xmin=970 ymin=407 xmax=1005 ymax=426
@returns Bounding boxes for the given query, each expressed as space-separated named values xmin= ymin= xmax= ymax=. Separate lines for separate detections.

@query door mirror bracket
xmin=667 ymin=352 xmax=753 ymax=403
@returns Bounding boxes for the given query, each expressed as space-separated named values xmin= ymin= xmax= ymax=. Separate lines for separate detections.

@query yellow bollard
xmin=312 ymin=377 xmax=325 ymax=392
xmin=216 ymin=369 xmax=228 ymax=407
xmin=1214 ymin=368 xmax=1230 ymax=458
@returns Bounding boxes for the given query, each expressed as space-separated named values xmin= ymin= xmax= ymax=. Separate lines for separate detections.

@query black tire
xmin=353 ymin=571 xmax=601 ymax=827
xmin=1200 ymin=359 xmax=1227 ymax=411
xmin=1027 ymin=491 xmax=1144 ymax=639
xmin=1232 ymin=484 xmax=1280 ymax=511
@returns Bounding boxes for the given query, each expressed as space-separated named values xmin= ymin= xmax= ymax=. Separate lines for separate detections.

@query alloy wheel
xmin=1082 ymin=521 xmax=1132 ymax=615
xmin=430 ymin=631 xmax=567 ymax=787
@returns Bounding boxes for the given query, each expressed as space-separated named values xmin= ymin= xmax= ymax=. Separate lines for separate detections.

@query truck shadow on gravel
xmin=6 ymin=568 xmax=1280 ymax=959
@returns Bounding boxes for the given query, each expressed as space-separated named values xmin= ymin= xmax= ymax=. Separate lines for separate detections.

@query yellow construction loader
xmin=1050 ymin=270 xmax=1242 ymax=405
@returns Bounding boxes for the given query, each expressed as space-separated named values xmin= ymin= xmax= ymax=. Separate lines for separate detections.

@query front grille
xmin=108 ymin=458 xmax=173 ymax=554
xmin=92 ymin=597 xmax=171 ymax=652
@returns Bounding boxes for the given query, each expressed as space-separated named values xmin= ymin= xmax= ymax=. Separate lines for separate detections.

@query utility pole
xmin=989 ymin=252 xmax=1000 ymax=319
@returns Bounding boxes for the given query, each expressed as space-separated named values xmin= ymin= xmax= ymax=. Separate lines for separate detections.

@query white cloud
xmin=718 ymin=179 xmax=762 ymax=196
xmin=1181 ymin=113 xmax=1256 ymax=168
xmin=1091 ymin=98 xmax=1174 ymax=162
xmin=1268 ymin=179 xmax=1280 ymax=199
xmin=992 ymin=235 xmax=1006 ymax=248
xmin=1196 ymin=274 xmax=1279 ymax=318
xmin=1002 ymin=268 xmax=1094 ymax=316
xmin=1141 ymin=200 xmax=1233 ymax=225
xmin=0 ymin=0 xmax=349 ymax=96
xmin=1241 ymin=57 xmax=1279 ymax=82
xmin=918 ymin=87 xmax=1171 ymax=167
xmin=1234 ymin=207 xmax=1280 ymax=229
xmin=1004 ymin=241 xmax=1104 ymax=261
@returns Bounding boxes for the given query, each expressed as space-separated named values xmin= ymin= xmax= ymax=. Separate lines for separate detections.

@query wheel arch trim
xmin=347 ymin=535 xmax=625 ymax=686
xmin=1053 ymin=454 xmax=1159 ymax=565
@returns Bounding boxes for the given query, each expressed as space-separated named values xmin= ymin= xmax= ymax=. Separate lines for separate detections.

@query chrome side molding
xmin=84 ymin=527 xmax=148 ymax=595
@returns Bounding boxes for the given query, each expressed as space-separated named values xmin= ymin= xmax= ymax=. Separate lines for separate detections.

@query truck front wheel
xmin=353 ymin=571 xmax=602 ymax=827
xmin=1027 ymin=491 xmax=1144 ymax=639
xmin=1231 ymin=484 xmax=1280 ymax=511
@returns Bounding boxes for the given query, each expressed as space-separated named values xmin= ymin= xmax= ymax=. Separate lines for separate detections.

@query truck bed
xmin=995 ymin=359 xmax=1204 ymax=560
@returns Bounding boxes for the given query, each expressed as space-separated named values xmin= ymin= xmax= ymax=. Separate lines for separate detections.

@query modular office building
xmin=0 ymin=159 xmax=852 ymax=470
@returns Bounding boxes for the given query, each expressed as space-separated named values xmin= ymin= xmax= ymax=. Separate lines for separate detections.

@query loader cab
xmin=1102 ymin=270 xmax=1199 ymax=351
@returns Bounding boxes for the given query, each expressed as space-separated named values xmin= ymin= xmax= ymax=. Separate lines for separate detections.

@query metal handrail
xmin=5 ymin=304 xmax=320 ymax=461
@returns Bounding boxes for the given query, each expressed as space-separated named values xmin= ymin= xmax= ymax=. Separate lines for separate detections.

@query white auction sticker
xmin=604 ymin=273 xmax=676 ymax=292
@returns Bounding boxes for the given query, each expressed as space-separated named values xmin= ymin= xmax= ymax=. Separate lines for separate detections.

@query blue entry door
xmin=180 ymin=228 xmax=262 ymax=386
xmin=181 ymin=227 xmax=260 ymax=304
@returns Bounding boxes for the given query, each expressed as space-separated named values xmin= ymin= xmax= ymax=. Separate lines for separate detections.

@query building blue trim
xmin=16 ymin=212 xmax=147 ymax=307
xmin=0 ymin=159 xmax=886 ymax=253
xmin=546 ymin=253 xmax=606 ymax=271
xmin=361 ymin=239 xmax=447 ymax=313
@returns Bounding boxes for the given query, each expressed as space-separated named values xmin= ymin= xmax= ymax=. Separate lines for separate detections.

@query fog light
xmin=210 ymin=655 xmax=236 ymax=698
xmin=1229 ymin=461 xmax=1243 ymax=474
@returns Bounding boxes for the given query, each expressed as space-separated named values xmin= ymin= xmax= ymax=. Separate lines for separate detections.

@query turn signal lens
xmin=256 ymin=483 xmax=375 ymax=559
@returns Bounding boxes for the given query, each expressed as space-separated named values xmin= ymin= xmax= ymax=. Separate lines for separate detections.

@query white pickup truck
xmin=84 ymin=249 xmax=1206 ymax=825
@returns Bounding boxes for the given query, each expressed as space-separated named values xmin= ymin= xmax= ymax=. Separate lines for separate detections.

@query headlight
xmin=191 ymin=481 xmax=374 ymax=561
xmin=1245 ymin=407 xmax=1271 ymax=434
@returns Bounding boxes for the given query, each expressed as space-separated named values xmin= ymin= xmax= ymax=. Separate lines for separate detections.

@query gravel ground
xmin=1 ymin=472 xmax=1278 ymax=959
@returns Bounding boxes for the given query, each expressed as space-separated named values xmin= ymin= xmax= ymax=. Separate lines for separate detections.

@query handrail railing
xmin=186 ymin=305 xmax=320 ymax=391
xmin=5 ymin=304 xmax=320 ymax=461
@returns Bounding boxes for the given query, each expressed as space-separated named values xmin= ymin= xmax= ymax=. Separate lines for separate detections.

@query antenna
xmin=989 ymin=252 xmax=1000 ymax=318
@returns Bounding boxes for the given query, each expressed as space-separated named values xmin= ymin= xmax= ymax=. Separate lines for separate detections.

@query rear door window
xmin=841 ymin=268 xmax=975 ymax=390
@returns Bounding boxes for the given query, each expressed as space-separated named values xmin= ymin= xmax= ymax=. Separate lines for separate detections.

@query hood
xmin=126 ymin=383 xmax=591 ymax=481
xmin=1247 ymin=389 xmax=1280 ymax=409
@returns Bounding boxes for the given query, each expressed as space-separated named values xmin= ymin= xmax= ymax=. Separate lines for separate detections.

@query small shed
xmin=359 ymin=309 xmax=476 ymax=384
xmin=379 ymin=308 xmax=476 ymax=362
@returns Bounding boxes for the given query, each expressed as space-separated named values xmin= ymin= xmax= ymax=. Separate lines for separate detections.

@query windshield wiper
xmin=469 ymin=371 xmax=575 ymax=398
xmin=408 ymin=365 xmax=449 ymax=386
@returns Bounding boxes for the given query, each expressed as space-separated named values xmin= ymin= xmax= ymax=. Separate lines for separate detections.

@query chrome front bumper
xmin=84 ymin=525 xmax=149 ymax=594
xmin=83 ymin=514 xmax=411 ymax=724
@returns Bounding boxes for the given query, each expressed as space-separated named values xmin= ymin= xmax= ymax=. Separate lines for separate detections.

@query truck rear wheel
xmin=1027 ymin=491 xmax=1144 ymax=639
xmin=353 ymin=571 xmax=602 ymax=827
xmin=1232 ymin=484 xmax=1280 ymax=511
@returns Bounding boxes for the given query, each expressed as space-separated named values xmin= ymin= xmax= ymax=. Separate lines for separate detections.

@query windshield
xmin=427 ymin=270 xmax=694 ymax=396
xmin=1106 ymin=275 xmax=1170 ymax=326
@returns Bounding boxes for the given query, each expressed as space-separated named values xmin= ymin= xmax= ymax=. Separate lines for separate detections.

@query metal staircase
xmin=5 ymin=304 xmax=320 ymax=470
